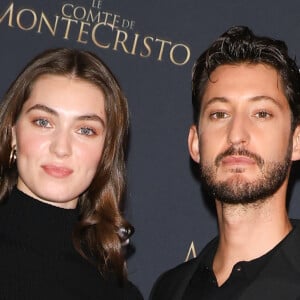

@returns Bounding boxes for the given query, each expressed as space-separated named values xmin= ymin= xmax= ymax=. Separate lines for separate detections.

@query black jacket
xmin=150 ymin=220 xmax=300 ymax=300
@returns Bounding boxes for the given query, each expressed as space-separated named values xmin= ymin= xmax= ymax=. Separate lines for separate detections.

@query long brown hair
xmin=0 ymin=48 xmax=131 ymax=279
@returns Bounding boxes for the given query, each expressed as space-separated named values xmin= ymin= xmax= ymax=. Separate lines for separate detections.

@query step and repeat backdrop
xmin=1 ymin=0 xmax=300 ymax=298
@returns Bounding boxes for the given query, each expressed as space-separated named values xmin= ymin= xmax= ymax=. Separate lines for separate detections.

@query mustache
xmin=215 ymin=146 xmax=264 ymax=168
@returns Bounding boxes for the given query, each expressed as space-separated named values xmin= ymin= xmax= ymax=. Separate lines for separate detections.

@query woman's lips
xmin=42 ymin=165 xmax=73 ymax=178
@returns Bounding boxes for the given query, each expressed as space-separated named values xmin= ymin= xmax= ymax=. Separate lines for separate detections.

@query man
xmin=150 ymin=26 xmax=300 ymax=299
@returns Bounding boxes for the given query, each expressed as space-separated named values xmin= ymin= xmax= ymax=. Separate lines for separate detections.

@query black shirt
xmin=183 ymin=229 xmax=294 ymax=300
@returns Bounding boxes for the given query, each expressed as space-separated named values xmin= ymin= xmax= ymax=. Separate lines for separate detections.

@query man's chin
xmin=210 ymin=180 xmax=269 ymax=205
xmin=217 ymin=174 xmax=255 ymax=186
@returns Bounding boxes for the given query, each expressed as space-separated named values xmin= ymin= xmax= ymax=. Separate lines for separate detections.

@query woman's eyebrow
xmin=25 ymin=104 xmax=58 ymax=115
xmin=25 ymin=104 xmax=106 ymax=127
xmin=76 ymin=115 xmax=106 ymax=128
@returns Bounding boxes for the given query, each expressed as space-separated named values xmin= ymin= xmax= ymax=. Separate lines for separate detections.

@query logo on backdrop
xmin=185 ymin=241 xmax=198 ymax=261
xmin=0 ymin=0 xmax=191 ymax=66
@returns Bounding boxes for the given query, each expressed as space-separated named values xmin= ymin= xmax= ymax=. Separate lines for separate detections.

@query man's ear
xmin=188 ymin=125 xmax=200 ymax=163
xmin=292 ymin=125 xmax=300 ymax=161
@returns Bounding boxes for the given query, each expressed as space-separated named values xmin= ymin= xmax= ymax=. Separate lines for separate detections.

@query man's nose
xmin=227 ymin=114 xmax=250 ymax=146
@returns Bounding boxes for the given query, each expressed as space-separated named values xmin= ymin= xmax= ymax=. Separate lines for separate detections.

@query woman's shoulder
xmin=124 ymin=280 xmax=144 ymax=299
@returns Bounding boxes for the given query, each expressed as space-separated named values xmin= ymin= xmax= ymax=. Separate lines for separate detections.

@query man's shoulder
xmin=149 ymin=237 xmax=218 ymax=300
xmin=149 ymin=257 xmax=199 ymax=300
xmin=156 ymin=256 xmax=199 ymax=282
xmin=275 ymin=218 xmax=300 ymax=268
xmin=156 ymin=236 xmax=218 ymax=282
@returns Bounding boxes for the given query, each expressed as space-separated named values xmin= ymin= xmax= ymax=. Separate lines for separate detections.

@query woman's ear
xmin=11 ymin=126 xmax=16 ymax=147
xmin=188 ymin=125 xmax=200 ymax=163
xmin=292 ymin=125 xmax=300 ymax=161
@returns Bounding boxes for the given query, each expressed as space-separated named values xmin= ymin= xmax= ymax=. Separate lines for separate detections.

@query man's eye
xmin=78 ymin=127 xmax=96 ymax=136
xmin=255 ymin=111 xmax=272 ymax=119
xmin=34 ymin=118 xmax=51 ymax=128
xmin=210 ymin=111 xmax=229 ymax=119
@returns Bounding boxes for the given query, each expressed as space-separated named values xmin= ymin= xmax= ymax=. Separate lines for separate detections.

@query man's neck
xmin=213 ymin=194 xmax=291 ymax=286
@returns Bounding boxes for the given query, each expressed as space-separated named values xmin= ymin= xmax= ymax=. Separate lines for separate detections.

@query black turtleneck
xmin=0 ymin=188 xmax=143 ymax=300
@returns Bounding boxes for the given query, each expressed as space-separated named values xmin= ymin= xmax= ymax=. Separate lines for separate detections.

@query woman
xmin=0 ymin=48 xmax=143 ymax=299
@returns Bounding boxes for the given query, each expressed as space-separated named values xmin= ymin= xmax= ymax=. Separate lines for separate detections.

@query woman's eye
xmin=78 ymin=127 xmax=96 ymax=136
xmin=210 ymin=111 xmax=229 ymax=119
xmin=255 ymin=111 xmax=272 ymax=119
xmin=34 ymin=118 xmax=51 ymax=128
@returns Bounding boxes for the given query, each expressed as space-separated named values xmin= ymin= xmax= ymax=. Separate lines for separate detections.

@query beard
xmin=200 ymin=143 xmax=292 ymax=205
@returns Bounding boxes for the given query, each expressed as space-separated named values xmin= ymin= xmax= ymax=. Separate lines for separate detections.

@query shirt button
xmin=235 ymin=265 xmax=242 ymax=272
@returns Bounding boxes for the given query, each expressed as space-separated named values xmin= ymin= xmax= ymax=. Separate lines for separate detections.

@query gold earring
xmin=9 ymin=145 xmax=17 ymax=168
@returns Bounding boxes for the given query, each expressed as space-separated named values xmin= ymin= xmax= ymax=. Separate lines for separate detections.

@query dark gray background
xmin=1 ymin=1 xmax=300 ymax=298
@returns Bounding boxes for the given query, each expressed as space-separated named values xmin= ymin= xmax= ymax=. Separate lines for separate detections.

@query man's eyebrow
xmin=249 ymin=95 xmax=283 ymax=108
xmin=202 ymin=95 xmax=283 ymax=110
xmin=202 ymin=97 xmax=228 ymax=111
xmin=25 ymin=104 xmax=106 ymax=127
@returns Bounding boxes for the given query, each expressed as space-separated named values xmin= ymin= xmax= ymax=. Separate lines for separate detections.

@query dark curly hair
xmin=192 ymin=25 xmax=300 ymax=130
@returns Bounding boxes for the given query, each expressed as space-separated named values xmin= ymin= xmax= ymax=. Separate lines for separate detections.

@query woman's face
xmin=12 ymin=74 xmax=107 ymax=209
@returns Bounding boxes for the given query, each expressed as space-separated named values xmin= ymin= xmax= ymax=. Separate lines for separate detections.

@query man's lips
xmin=221 ymin=156 xmax=256 ymax=165
xmin=42 ymin=165 xmax=73 ymax=178
xmin=215 ymin=146 xmax=264 ymax=168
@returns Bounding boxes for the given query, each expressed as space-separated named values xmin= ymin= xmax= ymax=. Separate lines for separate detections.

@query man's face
xmin=188 ymin=63 xmax=300 ymax=204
